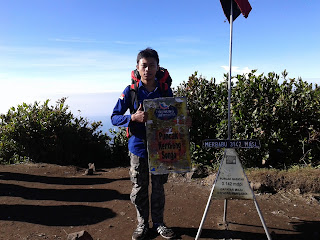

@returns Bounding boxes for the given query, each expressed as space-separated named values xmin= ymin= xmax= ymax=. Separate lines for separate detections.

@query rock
xmin=250 ymin=182 xmax=262 ymax=191
xmin=67 ymin=230 xmax=93 ymax=240
xmin=192 ymin=165 xmax=211 ymax=178
xmin=185 ymin=171 xmax=194 ymax=180
xmin=84 ymin=163 xmax=95 ymax=175
xmin=294 ymin=188 xmax=301 ymax=194
xmin=250 ymin=182 xmax=276 ymax=193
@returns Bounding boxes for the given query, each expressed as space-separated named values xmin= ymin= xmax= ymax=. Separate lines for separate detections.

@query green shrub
xmin=0 ymin=98 xmax=112 ymax=167
xmin=174 ymin=72 xmax=227 ymax=167
xmin=108 ymin=127 xmax=130 ymax=167
xmin=174 ymin=70 xmax=320 ymax=168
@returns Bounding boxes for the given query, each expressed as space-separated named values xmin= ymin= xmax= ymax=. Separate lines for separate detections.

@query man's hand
xmin=131 ymin=104 xmax=148 ymax=123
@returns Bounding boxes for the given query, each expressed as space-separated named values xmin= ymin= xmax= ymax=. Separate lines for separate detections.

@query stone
xmin=250 ymin=181 xmax=262 ymax=191
xmin=294 ymin=188 xmax=301 ymax=194
xmin=84 ymin=163 xmax=95 ymax=175
xmin=67 ymin=230 xmax=93 ymax=240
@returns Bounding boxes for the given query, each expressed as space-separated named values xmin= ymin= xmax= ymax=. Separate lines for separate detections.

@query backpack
xmin=127 ymin=67 xmax=172 ymax=137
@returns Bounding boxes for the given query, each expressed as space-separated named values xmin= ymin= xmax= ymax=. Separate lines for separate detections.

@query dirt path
xmin=0 ymin=163 xmax=319 ymax=240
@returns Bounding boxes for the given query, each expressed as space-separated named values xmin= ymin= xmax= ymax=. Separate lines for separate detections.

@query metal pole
xmin=195 ymin=181 xmax=217 ymax=240
xmin=253 ymin=197 xmax=273 ymax=240
xmin=224 ymin=0 xmax=234 ymax=225
xmin=223 ymin=198 xmax=228 ymax=225
xmin=195 ymin=151 xmax=226 ymax=240
xmin=243 ymin=166 xmax=273 ymax=240
xmin=227 ymin=0 xmax=233 ymax=140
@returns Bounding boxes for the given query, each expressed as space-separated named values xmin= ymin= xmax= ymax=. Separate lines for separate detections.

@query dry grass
xmin=246 ymin=167 xmax=320 ymax=193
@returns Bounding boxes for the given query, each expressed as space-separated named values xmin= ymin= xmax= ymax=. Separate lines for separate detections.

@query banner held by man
xmin=144 ymin=97 xmax=191 ymax=174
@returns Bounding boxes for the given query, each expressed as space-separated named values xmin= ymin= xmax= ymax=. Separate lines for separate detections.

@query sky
xmin=1 ymin=0 xmax=320 ymax=126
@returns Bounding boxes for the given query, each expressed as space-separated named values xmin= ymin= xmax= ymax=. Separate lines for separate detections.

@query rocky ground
xmin=0 ymin=163 xmax=319 ymax=240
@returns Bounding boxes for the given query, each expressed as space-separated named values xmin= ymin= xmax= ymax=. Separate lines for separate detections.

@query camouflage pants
xmin=129 ymin=152 xmax=168 ymax=226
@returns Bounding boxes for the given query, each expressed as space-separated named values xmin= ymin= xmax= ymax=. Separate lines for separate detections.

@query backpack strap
xmin=129 ymin=82 xmax=139 ymax=114
xmin=158 ymin=68 xmax=172 ymax=86
xmin=127 ymin=82 xmax=139 ymax=138
xmin=131 ymin=70 xmax=140 ymax=84
xmin=160 ymin=82 xmax=169 ymax=97
xmin=158 ymin=68 xmax=171 ymax=97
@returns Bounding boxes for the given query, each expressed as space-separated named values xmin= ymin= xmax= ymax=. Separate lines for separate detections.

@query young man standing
xmin=111 ymin=48 xmax=176 ymax=240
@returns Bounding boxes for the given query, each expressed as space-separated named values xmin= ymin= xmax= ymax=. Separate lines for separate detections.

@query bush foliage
xmin=0 ymin=98 xmax=113 ymax=167
xmin=174 ymin=70 xmax=320 ymax=168
xmin=108 ymin=127 xmax=129 ymax=167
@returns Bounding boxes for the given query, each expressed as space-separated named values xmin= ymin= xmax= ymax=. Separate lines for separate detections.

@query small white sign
xmin=212 ymin=148 xmax=254 ymax=200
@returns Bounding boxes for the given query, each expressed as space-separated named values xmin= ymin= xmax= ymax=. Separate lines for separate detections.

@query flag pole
xmin=227 ymin=0 xmax=233 ymax=141
xmin=224 ymin=0 xmax=234 ymax=225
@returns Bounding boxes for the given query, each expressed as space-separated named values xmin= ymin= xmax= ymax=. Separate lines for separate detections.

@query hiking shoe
xmin=154 ymin=224 xmax=176 ymax=239
xmin=132 ymin=224 xmax=148 ymax=240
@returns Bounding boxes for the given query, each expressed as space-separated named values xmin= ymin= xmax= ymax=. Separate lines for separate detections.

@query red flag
xmin=220 ymin=0 xmax=252 ymax=22
xmin=234 ymin=0 xmax=252 ymax=17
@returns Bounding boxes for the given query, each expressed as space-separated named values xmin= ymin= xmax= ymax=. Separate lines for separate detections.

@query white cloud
xmin=221 ymin=65 xmax=252 ymax=75
xmin=159 ymin=36 xmax=203 ymax=44
xmin=49 ymin=38 xmax=104 ymax=43
xmin=114 ymin=40 xmax=138 ymax=45
xmin=0 ymin=73 xmax=126 ymax=115
xmin=0 ymin=44 xmax=136 ymax=114
xmin=0 ymin=45 xmax=134 ymax=70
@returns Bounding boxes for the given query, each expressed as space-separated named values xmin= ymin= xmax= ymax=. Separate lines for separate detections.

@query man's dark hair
xmin=136 ymin=47 xmax=159 ymax=65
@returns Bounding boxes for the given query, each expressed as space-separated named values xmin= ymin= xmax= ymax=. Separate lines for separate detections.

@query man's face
xmin=136 ymin=57 xmax=159 ymax=83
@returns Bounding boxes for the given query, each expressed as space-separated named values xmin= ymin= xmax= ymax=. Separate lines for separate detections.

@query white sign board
xmin=212 ymin=148 xmax=253 ymax=200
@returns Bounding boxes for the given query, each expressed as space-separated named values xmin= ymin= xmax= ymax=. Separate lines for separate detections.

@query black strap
xmin=129 ymin=84 xmax=139 ymax=114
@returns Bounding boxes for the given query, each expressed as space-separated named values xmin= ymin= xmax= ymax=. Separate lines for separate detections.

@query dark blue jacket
xmin=111 ymin=79 xmax=173 ymax=158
